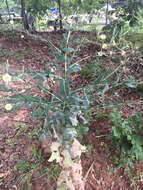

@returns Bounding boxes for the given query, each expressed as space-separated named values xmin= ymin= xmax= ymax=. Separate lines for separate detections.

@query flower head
xmin=109 ymin=51 xmax=113 ymax=56
xmin=5 ymin=104 xmax=12 ymax=111
xmin=100 ymin=142 xmax=105 ymax=146
xmin=121 ymin=50 xmax=126 ymax=56
xmin=21 ymin=35 xmax=24 ymax=39
xmin=100 ymin=141 xmax=107 ymax=148
xmin=99 ymin=34 xmax=106 ymax=40
xmin=102 ymin=43 xmax=107 ymax=49
xmin=97 ymin=52 xmax=103 ymax=56
xmin=112 ymin=41 xmax=116 ymax=46
xmin=2 ymin=73 xmax=12 ymax=83
xmin=9 ymin=20 xmax=14 ymax=25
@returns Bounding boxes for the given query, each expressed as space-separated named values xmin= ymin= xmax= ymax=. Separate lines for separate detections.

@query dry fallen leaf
xmin=0 ymin=171 xmax=10 ymax=178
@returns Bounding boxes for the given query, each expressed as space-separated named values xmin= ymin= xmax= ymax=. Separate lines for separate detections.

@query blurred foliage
xmin=110 ymin=109 xmax=143 ymax=169
xmin=102 ymin=0 xmax=142 ymax=42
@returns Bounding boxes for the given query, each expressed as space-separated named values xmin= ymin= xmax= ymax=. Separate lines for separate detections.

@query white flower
xmin=112 ymin=41 xmax=116 ymax=46
xmin=109 ymin=51 xmax=113 ymax=56
xmin=102 ymin=43 xmax=108 ymax=49
xmin=21 ymin=35 xmax=24 ymax=39
xmin=97 ymin=52 xmax=103 ymax=56
xmin=2 ymin=73 xmax=12 ymax=83
xmin=99 ymin=34 xmax=106 ymax=40
xmin=121 ymin=50 xmax=126 ymax=56
xmin=5 ymin=104 xmax=12 ymax=111
xmin=9 ymin=20 xmax=14 ymax=25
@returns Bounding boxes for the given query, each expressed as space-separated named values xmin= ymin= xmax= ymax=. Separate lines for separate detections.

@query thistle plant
xmin=1 ymin=24 xmax=137 ymax=189
xmin=1 ymin=29 xmax=90 ymax=189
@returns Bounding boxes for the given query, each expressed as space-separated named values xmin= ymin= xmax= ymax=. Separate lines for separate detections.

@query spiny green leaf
xmin=67 ymin=63 xmax=81 ymax=75
xmin=62 ymin=47 xmax=74 ymax=53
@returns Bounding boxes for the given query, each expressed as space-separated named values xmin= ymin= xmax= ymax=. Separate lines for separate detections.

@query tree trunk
xmin=57 ymin=0 xmax=63 ymax=30
xmin=5 ymin=0 xmax=10 ymax=20
xmin=21 ymin=0 xmax=29 ymax=30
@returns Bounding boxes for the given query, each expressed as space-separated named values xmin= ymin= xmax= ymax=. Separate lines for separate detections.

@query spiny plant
xmin=1 ymin=29 xmax=90 ymax=189
xmin=0 ymin=28 xmax=138 ymax=189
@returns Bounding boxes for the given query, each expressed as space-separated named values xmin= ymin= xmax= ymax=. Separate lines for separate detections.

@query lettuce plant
xmin=1 ymin=30 xmax=90 ymax=189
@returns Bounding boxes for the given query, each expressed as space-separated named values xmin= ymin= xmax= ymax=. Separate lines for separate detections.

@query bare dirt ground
xmin=0 ymin=30 xmax=143 ymax=190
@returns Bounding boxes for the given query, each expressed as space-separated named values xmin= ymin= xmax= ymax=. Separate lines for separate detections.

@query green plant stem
xmin=37 ymin=84 xmax=63 ymax=103
xmin=71 ymin=55 xmax=90 ymax=69
xmin=65 ymin=30 xmax=71 ymax=79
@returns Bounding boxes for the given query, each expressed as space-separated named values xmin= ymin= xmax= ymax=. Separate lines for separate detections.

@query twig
xmin=84 ymin=161 xmax=94 ymax=182
xmin=10 ymin=119 xmax=30 ymax=123
xmin=71 ymin=55 xmax=90 ymax=68
xmin=96 ymin=134 xmax=108 ymax=138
